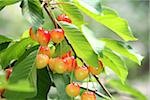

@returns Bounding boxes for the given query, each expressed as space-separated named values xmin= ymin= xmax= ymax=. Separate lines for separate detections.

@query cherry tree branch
xmin=43 ymin=3 xmax=58 ymax=28
xmin=43 ymin=3 xmax=112 ymax=98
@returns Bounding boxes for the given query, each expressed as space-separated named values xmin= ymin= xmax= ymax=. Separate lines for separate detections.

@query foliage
xmin=0 ymin=0 xmax=146 ymax=100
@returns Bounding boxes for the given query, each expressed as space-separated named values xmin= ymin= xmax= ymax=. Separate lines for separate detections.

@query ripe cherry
xmin=35 ymin=54 xmax=49 ymax=69
xmin=63 ymin=56 xmax=77 ymax=72
xmin=75 ymin=66 xmax=89 ymax=81
xmin=50 ymin=29 xmax=64 ymax=44
xmin=81 ymin=91 xmax=96 ymax=100
xmin=39 ymin=46 xmax=50 ymax=57
xmin=88 ymin=60 xmax=103 ymax=75
xmin=49 ymin=57 xmax=67 ymax=74
xmin=29 ymin=27 xmax=37 ymax=41
xmin=66 ymin=83 xmax=80 ymax=97
xmin=57 ymin=14 xmax=72 ymax=23
xmin=37 ymin=27 xmax=51 ymax=46
xmin=6 ymin=67 xmax=13 ymax=80
xmin=62 ymin=51 xmax=72 ymax=59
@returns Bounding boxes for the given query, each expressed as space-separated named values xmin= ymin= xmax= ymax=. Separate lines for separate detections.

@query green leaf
xmin=73 ymin=0 xmax=137 ymax=41
xmin=4 ymin=51 xmax=37 ymax=99
xmin=52 ymin=74 xmax=71 ymax=99
xmin=0 ymin=38 xmax=35 ymax=69
xmin=108 ymin=79 xmax=147 ymax=100
xmin=82 ymin=25 xmax=105 ymax=54
xmin=54 ymin=40 xmax=71 ymax=58
xmin=0 ymin=35 xmax=12 ymax=44
xmin=81 ymin=0 xmax=102 ymax=12
xmin=57 ymin=2 xmax=84 ymax=27
xmin=30 ymin=68 xmax=51 ymax=99
xmin=101 ymin=38 xmax=143 ymax=65
xmin=59 ymin=22 xmax=99 ymax=67
xmin=102 ymin=6 xmax=118 ymax=16
xmin=0 ymin=0 xmax=21 ymax=10
xmin=21 ymin=0 xmax=44 ymax=26
xmin=101 ymin=49 xmax=128 ymax=83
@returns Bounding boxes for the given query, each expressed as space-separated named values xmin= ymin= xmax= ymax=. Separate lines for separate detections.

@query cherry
xmin=35 ymin=54 xmax=49 ymax=69
xmin=75 ymin=66 xmax=89 ymax=81
xmin=62 ymin=51 xmax=72 ymax=59
xmin=39 ymin=46 xmax=50 ymax=57
xmin=49 ymin=57 xmax=67 ymax=74
xmin=81 ymin=91 xmax=96 ymax=100
xmin=6 ymin=67 xmax=13 ymax=80
xmin=66 ymin=83 xmax=80 ymax=97
xmin=57 ymin=14 xmax=72 ymax=23
xmin=63 ymin=56 xmax=77 ymax=72
xmin=37 ymin=27 xmax=51 ymax=46
xmin=88 ymin=60 xmax=103 ymax=75
xmin=29 ymin=27 xmax=37 ymax=41
xmin=50 ymin=29 xmax=64 ymax=44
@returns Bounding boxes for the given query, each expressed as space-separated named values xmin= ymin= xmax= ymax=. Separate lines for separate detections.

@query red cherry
xmin=29 ymin=27 xmax=37 ymax=41
xmin=6 ymin=67 xmax=13 ymax=80
xmin=39 ymin=46 xmax=50 ymax=57
xmin=37 ymin=27 xmax=51 ymax=46
xmin=75 ymin=66 xmax=89 ymax=81
xmin=35 ymin=54 xmax=49 ymax=69
xmin=50 ymin=29 xmax=64 ymax=44
xmin=57 ymin=14 xmax=72 ymax=23
xmin=81 ymin=91 xmax=96 ymax=100
xmin=66 ymin=83 xmax=80 ymax=97
xmin=63 ymin=56 xmax=77 ymax=72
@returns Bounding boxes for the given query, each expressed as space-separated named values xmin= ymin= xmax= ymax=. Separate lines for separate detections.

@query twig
xmin=93 ymin=75 xmax=112 ymax=98
xmin=43 ymin=3 xmax=58 ymax=28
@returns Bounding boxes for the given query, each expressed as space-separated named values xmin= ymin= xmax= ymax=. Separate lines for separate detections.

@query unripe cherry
xmin=37 ymin=27 xmax=51 ymax=46
xmin=75 ymin=66 xmax=89 ymax=81
xmin=50 ymin=29 xmax=64 ymax=44
xmin=66 ymin=83 xmax=80 ymax=97
xmin=29 ymin=27 xmax=37 ymax=41
xmin=39 ymin=46 xmax=50 ymax=57
xmin=81 ymin=91 xmax=96 ymax=100
xmin=35 ymin=54 xmax=49 ymax=69
xmin=57 ymin=14 xmax=72 ymax=23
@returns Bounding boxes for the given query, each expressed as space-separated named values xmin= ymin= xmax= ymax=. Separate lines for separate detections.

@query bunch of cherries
xmin=29 ymin=14 xmax=103 ymax=100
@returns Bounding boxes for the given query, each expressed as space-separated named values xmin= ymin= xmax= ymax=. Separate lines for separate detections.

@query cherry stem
xmin=43 ymin=3 xmax=112 ymax=99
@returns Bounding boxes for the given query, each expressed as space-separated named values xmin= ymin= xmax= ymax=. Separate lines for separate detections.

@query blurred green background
xmin=0 ymin=0 xmax=149 ymax=99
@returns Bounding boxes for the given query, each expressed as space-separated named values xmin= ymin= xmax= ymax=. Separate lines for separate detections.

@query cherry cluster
xmin=29 ymin=14 xmax=103 ymax=100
